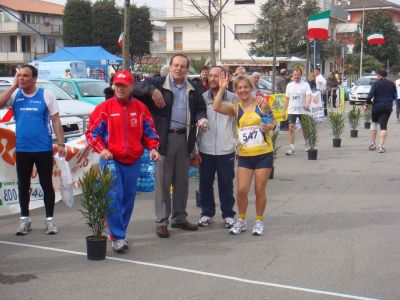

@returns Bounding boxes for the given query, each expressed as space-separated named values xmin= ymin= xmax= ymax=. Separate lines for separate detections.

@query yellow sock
xmin=255 ymin=215 xmax=264 ymax=222
xmin=239 ymin=214 xmax=246 ymax=221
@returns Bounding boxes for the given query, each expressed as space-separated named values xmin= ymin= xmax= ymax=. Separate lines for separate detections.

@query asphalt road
xmin=1 ymin=108 xmax=400 ymax=300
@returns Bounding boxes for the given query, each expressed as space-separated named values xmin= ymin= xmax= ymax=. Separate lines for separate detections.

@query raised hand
xmin=219 ymin=71 xmax=229 ymax=90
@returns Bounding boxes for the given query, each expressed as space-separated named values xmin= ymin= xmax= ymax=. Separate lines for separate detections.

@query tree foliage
xmin=345 ymin=53 xmax=383 ymax=74
xmin=353 ymin=10 xmax=400 ymax=66
xmin=92 ymin=0 xmax=121 ymax=54
xmin=129 ymin=5 xmax=153 ymax=58
xmin=189 ymin=56 xmax=208 ymax=73
xmin=63 ymin=0 xmax=93 ymax=46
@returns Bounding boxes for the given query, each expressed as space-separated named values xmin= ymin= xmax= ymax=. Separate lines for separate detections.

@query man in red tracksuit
xmin=86 ymin=70 xmax=160 ymax=253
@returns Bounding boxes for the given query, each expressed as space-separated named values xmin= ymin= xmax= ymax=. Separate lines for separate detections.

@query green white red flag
xmin=307 ymin=10 xmax=330 ymax=40
xmin=367 ymin=33 xmax=385 ymax=45
xmin=118 ymin=32 xmax=124 ymax=47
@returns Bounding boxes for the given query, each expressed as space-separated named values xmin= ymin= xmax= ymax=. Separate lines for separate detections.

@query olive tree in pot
xmin=328 ymin=111 xmax=345 ymax=147
xmin=363 ymin=104 xmax=372 ymax=129
xmin=300 ymin=114 xmax=318 ymax=160
xmin=269 ymin=129 xmax=281 ymax=179
xmin=347 ymin=106 xmax=362 ymax=138
xmin=79 ymin=167 xmax=113 ymax=261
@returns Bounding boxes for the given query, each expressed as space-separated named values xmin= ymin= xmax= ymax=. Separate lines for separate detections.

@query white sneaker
xmin=304 ymin=146 xmax=311 ymax=152
xmin=229 ymin=219 xmax=247 ymax=235
xmin=378 ymin=146 xmax=386 ymax=153
xmin=198 ymin=216 xmax=214 ymax=227
xmin=369 ymin=142 xmax=376 ymax=150
xmin=224 ymin=217 xmax=234 ymax=228
xmin=252 ymin=221 xmax=264 ymax=236
xmin=286 ymin=148 xmax=296 ymax=156
xmin=16 ymin=218 xmax=32 ymax=235
xmin=45 ymin=219 xmax=58 ymax=235
xmin=112 ymin=239 xmax=129 ymax=252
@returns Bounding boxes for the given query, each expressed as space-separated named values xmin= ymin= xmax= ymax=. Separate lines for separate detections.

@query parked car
xmin=50 ymin=78 xmax=109 ymax=105
xmin=348 ymin=76 xmax=376 ymax=105
xmin=0 ymin=79 xmax=96 ymax=142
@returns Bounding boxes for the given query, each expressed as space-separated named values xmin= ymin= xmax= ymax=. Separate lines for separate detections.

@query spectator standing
xmin=315 ymin=68 xmax=327 ymax=116
xmin=276 ymin=69 xmax=289 ymax=94
xmin=308 ymin=72 xmax=317 ymax=92
xmin=86 ymin=70 xmax=160 ymax=252
xmin=192 ymin=66 xmax=209 ymax=95
xmin=395 ymin=73 xmax=400 ymax=122
xmin=133 ymin=54 xmax=207 ymax=238
xmin=251 ymin=72 xmax=262 ymax=96
xmin=326 ymin=72 xmax=339 ymax=108
xmin=0 ymin=65 xmax=66 ymax=235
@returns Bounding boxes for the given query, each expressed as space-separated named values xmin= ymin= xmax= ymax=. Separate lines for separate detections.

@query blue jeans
xmin=199 ymin=152 xmax=236 ymax=219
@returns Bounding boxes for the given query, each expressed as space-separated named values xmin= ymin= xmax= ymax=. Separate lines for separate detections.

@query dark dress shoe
xmin=171 ymin=221 xmax=198 ymax=231
xmin=156 ymin=225 xmax=170 ymax=238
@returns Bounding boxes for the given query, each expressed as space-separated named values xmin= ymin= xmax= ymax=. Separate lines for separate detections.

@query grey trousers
xmin=155 ymin=133 xmax=190 ymax=225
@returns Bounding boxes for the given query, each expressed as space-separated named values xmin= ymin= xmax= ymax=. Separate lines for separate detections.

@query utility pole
xmin=359 ymin=7 xmax=365 ymax=77
xmin=123 ymin=0 xmax=130 ymax=70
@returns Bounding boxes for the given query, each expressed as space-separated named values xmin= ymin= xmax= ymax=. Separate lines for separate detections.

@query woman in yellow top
xmin=213 ymin=73 xmax=276 ymax=236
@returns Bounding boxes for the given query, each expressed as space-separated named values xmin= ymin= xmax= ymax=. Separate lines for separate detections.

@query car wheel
xmin=349 ymin=101 xmax=355 ymax=105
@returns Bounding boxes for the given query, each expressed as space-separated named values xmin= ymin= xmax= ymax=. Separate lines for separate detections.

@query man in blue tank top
xmin=0 ymin=65 xmax=66 ymax=235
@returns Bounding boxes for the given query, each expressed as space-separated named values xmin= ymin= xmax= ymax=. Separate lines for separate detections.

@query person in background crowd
xmin=276 ymin=69 xmax=289 ymax=94
xmin=64 ymin=69 xmax=72 ymax=78
xmin=284 ymin=69 xmax=312 ymax=156
xmin=0 ymin=65 xmax=66 ymax=235
xmin=366 ymin=69 xmax=397 ymax=153
xmin=192 ymin=66 xmax=209 ymax=95
xmin=251 ymin=72 xmax=262 ymax=96
xmin=395 ymin=72 xmax=400 ymax=122
xmin=86 ymin=70 xmax=160 ymax=252
xmin=315 ymin=68 xmax=327 ymax=116
xmin=160 ymin=65 xmax=170 ymax=77
xmin=308 ymin=72 xmax=317 ymax=92
xmin=227 ymin=69 xmax=235 ymax=93
xmin=192 ymin=66 xmax=237 ymax=229
xmin=132 ymin=54 xmax=207 ymax=238
xmin=234 ymin=66 xmax=247 ymax=77
xmin=326 ymin=71 xmax=339 ymax=108
xmin=213 ymin=73 xmax=276 ymax=236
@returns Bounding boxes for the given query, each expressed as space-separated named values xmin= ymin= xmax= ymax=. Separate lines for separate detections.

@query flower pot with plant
xmin=79 ymin=167 xmax=113 ymax=261
xmin=363 ymin=103 xmax=372 ymax=129
xmin=300 ymin=114 xmax=318 ymax=160
xmin=348 ymin=106 xmax=362 ymax=138
xmin=269 ymin=129 xmax=281 ymax=179
xmin=328 ymin=111 xmax=345 ymax=147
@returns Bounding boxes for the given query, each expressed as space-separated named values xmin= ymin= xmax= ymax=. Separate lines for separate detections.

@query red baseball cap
xmin=113 ymin=70 xmax=134 ymax=86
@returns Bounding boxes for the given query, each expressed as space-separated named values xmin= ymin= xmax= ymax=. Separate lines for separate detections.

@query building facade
xmin=0 ymin=0 xmax=64 ymax=75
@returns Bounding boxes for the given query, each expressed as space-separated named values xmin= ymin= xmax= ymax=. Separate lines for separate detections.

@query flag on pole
xmin=118 ymin=32 xmax=124 ymax=47
xmin=367 ymin=33 xmax=385 ymax=45
xmin=307 ymin=10 xmax=331 ymax=40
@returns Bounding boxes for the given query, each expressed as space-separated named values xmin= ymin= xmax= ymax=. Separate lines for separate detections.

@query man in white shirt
xmin=284 ymin=69 xmax=312 ymax=155
xmin=315 ymin=68 xmax=327 ymax=116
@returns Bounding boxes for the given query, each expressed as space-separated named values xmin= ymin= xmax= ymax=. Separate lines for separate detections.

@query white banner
xmin=0 ymin=124 xmax=99 ymax=216
xmin=310 ymin=91 xmax=325 ymax=121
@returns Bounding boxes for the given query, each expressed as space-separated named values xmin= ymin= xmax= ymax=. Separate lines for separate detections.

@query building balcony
xmin=153 ymin=6 xmax=209 ymax=21
xmin=0 ymin=52 xmax=33 ymax=64
xmin=150 ymin=41 xmax=166 ymax=53
xmin=0 ymin=22 xmax=63 ymax=35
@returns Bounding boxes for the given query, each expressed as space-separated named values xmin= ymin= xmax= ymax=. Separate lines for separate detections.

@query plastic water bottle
xmin=261 ymin=111 xmax=273 ymax=125
xmin=104 ymin=160 xmax=116 ymax=172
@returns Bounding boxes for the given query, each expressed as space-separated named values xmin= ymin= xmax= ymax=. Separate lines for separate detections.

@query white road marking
xmin=0 ymin=240 xmax=380 ymax=300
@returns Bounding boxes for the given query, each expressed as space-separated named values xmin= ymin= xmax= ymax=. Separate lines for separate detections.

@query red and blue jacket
xmin=86 ymin=96 xmax=159 ymax=164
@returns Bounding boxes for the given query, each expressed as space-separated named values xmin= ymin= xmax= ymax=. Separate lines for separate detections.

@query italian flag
xmin=367 ymin=33 xmax=385 ymax=45
xmin=118 ymin=32 xmax=124 ymax=47
xmin=307 ymin=10 xmax=330 ymax=40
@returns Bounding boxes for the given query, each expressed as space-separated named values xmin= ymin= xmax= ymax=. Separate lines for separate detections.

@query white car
xmin=349 ymin=76 xmax=377 ymax=105
xmin=0 ymin=79 xmax=96 ymax=141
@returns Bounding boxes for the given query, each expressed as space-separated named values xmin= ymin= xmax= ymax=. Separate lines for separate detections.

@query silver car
xmin=349 ymin=76 xmax=377 ymax=105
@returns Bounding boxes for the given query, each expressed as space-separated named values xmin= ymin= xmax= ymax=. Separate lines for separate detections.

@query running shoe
xmin=224 ymin=217 xmax=234 ymax=229
xmin=16 ymin=218 xmax=32 ymax=235
xmin=378 ymin=146 xmax=386 ymax=153
xmin=368 ymin=142 xmax=376 ymax=150
xmin=286 ymin=148 xmax=296 ymax=156
xmin=229 ymin=219 xmax=247 ymax=235
xmin=252 ymin=221 xmax=264 ymax=236
xmin=112 ymin=239 xmax=129 ymax=252
xmin=304 ymin=146 xmax=311 ymax=152
xmin=45 ymin=219 xmax=58 ymax=235
xmin=198 ymin=216 xmax=215 ymax=227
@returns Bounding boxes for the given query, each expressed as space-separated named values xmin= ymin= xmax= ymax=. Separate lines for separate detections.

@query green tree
xmin=129 ymin=5 xmax=153 ymax=64
xmin=189 ymin=56 xmax=208 ymax=73
xmin=345 ymin=53 xmax=383 ymax=74
xmin=353 ymin=10 xmax=400 ymax=66
xmin=92 ymin=0 xmax=122 ymax=54
xmin=63 ymin=0 xmax=93 ymax=46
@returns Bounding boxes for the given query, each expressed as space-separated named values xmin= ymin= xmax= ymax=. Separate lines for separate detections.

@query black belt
xmin=168 ymin=128 xmax=186 ymax=134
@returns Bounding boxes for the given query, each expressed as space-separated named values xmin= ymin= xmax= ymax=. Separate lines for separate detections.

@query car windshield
xmin=356 ymin=77 xmax=376 ymax=86
xmin=76 ymin=81 xmax=109 ymax=97
xmin=36 ymin=82 xmax=74 ymax=100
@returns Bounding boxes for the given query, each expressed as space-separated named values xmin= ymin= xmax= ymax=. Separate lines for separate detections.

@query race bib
xmin=239 ymin=126 xmax=263 ymax=147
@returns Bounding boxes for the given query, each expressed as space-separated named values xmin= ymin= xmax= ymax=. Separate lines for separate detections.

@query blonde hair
xmin=308 ymin=72 xmax=316 ymax=81
xmin=233 ymin=75 xmax=254 ymax=90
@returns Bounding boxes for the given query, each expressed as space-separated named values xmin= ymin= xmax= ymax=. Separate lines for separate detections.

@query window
xmin=61 ymin=82 xmax=77 ymax=98
xmin=10 ymin=36 xmax=17 ymax=52
xmin=235 ymin=0 xmax=255 ymax=4
xmin=47 ymin=38 xmax=56 ymax=53
xmin=21 ymin=36 xmax=31 ymax=53
xmin=173 ymin=27 xmax=183 ymax=50
xmin=234 ymin=24 xmax=254 ymax=40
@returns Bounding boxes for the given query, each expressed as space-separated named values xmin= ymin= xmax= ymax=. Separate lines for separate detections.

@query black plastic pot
xmin=279 ymin=120 xmax=289 ymax=131
xmin=308 ymin=149 xmax=318 ymax=160
xmin=269 ymin=166 xmax=274 ymax=179
xmin=364 ymin=122 xmax=371 ymax=129
xmin=333 ymin=138 xmax=341 ymax=147
xmin=350 ymin=129 xmax=358 ymax=138
xmin=86 ymin=236 xmax=107 ymax=261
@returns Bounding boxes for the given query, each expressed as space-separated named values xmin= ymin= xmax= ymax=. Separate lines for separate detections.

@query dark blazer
xmin=133 ymin=74 xmax=207 ymax=156
xmin=366 ymin=78 xmax=396 ymax=111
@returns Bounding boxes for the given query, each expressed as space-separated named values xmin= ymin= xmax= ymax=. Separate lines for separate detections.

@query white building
xmin=0 ymin=0 xmax=64 ymax=75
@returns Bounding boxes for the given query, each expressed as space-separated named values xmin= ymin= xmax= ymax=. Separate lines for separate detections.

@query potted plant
xmin=328 ymin=111 xmax=345 ymax=147
xmin=79 ymin=167 xmax=113 ymax=261
xmin=348 ymin=106 xmax=362 ymax=138
xmin=363 ymin=103 xmax=372 ymax=129
xmin=300 ymin=114 xmax=318 ymax=160
xmin=269 ymin=129 xmax=281 ymax=179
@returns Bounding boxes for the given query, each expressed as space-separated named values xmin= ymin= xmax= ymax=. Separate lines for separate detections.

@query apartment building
xmin=0 ymin=0 xmax=64 ymax=75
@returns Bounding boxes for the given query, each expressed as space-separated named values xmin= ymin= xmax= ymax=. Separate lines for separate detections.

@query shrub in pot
xmin=363 ymin=103 xmax=372 ymax=129
xmin=328 ymin=111 xmax=345 ymax=147
xmin=269 ymin=129 xmax=281 ymax=179
xmin=79 ymin=167 xmax=113 ymax=261
xmin=300 ymin=114 xmax=318 ymax=160
xmin=347 ymin=106 xmax=362 ymax=138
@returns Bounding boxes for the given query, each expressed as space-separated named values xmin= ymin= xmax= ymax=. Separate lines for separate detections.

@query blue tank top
xmin=13 ymin=88 xmax=53 ymax=152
